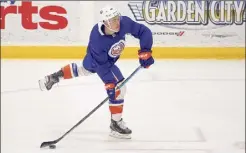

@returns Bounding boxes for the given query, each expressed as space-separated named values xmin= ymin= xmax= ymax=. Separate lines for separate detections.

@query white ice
xmin=1 ymin=59 xmax=245 ymax=153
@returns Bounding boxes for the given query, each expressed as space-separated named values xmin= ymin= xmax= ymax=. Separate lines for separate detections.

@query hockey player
xmin=39 ymin=5 xmax=154 ymax=139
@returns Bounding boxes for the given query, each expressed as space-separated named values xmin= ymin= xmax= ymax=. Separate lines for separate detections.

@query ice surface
xmin=1 ymin=59 xmax=245 ymax=153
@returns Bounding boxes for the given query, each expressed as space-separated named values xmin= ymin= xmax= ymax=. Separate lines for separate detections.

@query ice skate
xmin=38 ymin=70 xmax=63 ymax=91
xmin=109 ymin=118 xmax=132 ymax=139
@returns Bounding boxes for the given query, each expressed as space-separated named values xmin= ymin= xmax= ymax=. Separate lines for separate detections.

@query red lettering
xmin=178 ymin=31 xmax=185 ymax=36
xmin=39 ymin=6 xmax=68 ymax=30
xmin=0 ymin=5 xmax=17 ymax=29
xmin=0 ymin=1 xmax=68 ymax=30
xmin=18 ymin=1 xmax=38 ymax=30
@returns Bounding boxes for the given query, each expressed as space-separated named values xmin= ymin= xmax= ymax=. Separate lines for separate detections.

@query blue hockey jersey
xmin=83 ymin=16 xmax=153 ymax=84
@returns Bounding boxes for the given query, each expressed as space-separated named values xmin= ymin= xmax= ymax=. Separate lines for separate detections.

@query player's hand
xmin=138 ymin=50 xmax=154 ymax=68
xmin=105 ymin=83 xmax=124 ymax=103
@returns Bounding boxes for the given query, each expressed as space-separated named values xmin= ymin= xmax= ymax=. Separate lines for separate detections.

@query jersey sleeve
xmin=123 ymin=16 xmax=153 ymax=52
xmin=89 ymin=41 xmax=118 ymax=85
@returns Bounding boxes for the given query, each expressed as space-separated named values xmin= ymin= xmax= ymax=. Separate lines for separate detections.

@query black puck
xmin=49 ymin=144 xmax=56 ymax=149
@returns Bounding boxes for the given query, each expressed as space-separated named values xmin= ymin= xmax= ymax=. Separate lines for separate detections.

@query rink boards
xmin=1 ymin=46 xmax=245 ymax=59
xmin=1 ymin=1 xmax=245 ymax=59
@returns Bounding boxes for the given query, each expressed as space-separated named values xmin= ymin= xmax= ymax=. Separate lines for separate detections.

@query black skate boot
xmin=39 ymin=70 xmax=64 ymax=91
xmin=109 ymin=118 xmax=132 ymax=139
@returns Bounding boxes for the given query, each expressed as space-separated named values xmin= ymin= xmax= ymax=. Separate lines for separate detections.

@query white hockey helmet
xmin=99 ymin=5 xmax=121 ymax=32
xmin=99 ymin=5 xmax=121 ymax=21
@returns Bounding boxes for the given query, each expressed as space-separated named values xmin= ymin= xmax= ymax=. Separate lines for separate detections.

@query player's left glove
xmin=138 ymin=50 xmax=154 ymax=68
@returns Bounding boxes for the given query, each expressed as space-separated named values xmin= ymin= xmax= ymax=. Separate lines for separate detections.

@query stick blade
xmin=40 ymin=140 xmax=57 ymax=148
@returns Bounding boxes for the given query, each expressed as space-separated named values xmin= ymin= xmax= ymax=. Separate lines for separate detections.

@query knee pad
xmin=115 ymin=80 xmax=127 ymax=100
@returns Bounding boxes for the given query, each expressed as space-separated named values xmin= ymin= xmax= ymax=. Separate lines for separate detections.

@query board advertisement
xmin=1 ymin=1 xmax=245 ymax=59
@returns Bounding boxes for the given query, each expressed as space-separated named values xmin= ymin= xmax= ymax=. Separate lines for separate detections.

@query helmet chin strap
xmin=104 ymin=20 xmax=119 ymax=33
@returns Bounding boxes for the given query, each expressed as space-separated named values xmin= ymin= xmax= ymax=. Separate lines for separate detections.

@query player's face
xmin=106 ymin=15 xmax=120 ymax=32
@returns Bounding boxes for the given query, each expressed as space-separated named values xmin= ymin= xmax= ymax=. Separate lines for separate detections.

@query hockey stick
xmin=40 ymin=65 xmax=142 ymax=148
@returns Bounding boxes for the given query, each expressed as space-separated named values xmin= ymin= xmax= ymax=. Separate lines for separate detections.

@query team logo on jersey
xmin=108 ymin=40 xmax=125 ymax=58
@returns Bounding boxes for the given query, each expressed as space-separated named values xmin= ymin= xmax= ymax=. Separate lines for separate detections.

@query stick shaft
xmin=43 ymin=66 xmax=142 ymax=145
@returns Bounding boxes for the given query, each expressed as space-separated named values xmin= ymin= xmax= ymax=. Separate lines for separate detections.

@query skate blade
xmin=38 ymin=78 xmax=47 ymax=91
xmin=109 ymin=130 xmax=131 ymax=139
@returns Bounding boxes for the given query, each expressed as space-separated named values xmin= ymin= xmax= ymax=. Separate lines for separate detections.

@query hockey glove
xmin=138 ymin=50 xmax=154 ymax=68
xmin=105 ymin=83 xmax=124 ymax=104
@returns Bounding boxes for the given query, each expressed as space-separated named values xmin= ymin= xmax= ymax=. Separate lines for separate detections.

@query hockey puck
xmin=49 ymin=145 xmax=56 ymax=149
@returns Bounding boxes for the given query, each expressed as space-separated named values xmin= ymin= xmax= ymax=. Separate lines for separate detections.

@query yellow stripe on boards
xmin=1 ymin=46 xmax=245 ymax=59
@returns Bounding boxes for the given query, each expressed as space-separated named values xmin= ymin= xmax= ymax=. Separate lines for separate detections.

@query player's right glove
xmin=138 ymin=50 xmax=154 ymax=68
xmin=105 ymin=83 xmax=124 ymax=104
